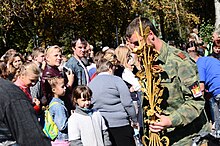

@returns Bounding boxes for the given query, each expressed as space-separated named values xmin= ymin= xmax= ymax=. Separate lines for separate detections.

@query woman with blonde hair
xmin=115 ymin=45 xmax=141 ymax=92
xmin=42 ymin=45 xmax=74 ymax=114
xmin=115 ymin=45 xmax=143 ymax=140
xmin=14 ymin=62 xmax=41 ymax=113
xmin=115 ymin=45 xmax=132 ymax=69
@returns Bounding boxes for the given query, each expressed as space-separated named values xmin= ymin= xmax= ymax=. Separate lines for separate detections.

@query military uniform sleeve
xmin=5 ymin=99 xmax=51 ymax=146
xmin=169 ymin=58 xmax=204 ymax=127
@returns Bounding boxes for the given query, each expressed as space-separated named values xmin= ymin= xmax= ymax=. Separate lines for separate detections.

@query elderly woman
xmin=89 ymin=58 xmax=138 ymax=146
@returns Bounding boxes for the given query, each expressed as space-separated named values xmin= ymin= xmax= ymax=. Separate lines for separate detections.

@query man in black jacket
xmin=0 ymin=78 xmax=51 ymax=146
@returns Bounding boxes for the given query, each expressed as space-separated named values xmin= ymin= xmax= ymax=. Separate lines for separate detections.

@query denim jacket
xmin=65 ymin=56 xmax=88 ymax=88
xmin=49 ymin=97 xmax=69 ymax=140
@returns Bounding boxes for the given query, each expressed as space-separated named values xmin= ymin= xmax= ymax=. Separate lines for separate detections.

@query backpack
xmin=43 ymin=102 xmax=59 ymax=140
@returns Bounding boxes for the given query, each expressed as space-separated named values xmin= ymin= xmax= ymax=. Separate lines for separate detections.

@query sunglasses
xmin=131 ymin=41 xmax=140 ymax=46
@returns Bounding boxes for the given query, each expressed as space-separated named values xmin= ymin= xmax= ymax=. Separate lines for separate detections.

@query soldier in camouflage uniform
xmin=126 ymin=17 xmax=211 ymax=146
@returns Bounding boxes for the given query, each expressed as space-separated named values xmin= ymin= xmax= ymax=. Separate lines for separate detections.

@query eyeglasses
xmin=131 ymin=41 xmax=140 ymax=46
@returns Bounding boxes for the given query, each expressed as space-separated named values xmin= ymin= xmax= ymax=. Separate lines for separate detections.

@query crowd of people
xmin=0 ymin=17 xmax=220 ymax=146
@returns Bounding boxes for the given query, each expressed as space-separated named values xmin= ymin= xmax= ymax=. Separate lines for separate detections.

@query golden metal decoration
xmin=134 ymin=17 xmax=169 ymax=146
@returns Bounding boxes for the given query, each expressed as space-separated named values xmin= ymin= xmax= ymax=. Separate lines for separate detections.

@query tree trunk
xmin=175 ymin=1 xmax=182 ymax=38
xmin=215 ymin=0 xmax=220 ymax=28
xmin=158 ymin=1 xmax=165 ymax=40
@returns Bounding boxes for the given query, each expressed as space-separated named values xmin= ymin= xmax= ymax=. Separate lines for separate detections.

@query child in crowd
xmin=14 ymin=62 xmax=41 ymax=113
xmin=68 ymin=85 xmax=112 ymax=146
xmin=47 ymin=77 xmax=69 ymax=146
xmin=30 ymin=47 xmax=45 ymax=102
xmin=31 ymin=47 xmax=46 ymax=70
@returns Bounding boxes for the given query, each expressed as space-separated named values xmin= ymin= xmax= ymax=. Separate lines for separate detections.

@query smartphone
xmin=63 ymin=66 xmax=72 ymax=75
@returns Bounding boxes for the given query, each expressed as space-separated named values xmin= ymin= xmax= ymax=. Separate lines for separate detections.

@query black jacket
xmin=0 ymin=78 xmax=51 ymax=146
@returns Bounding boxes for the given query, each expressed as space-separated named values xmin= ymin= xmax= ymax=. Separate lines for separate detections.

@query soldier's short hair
xmin=126 ymin=17 xmax=158 ymax=38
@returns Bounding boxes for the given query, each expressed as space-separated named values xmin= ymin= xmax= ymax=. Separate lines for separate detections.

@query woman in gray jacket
xmin=89 ymin=58 xmax=138 ymax=146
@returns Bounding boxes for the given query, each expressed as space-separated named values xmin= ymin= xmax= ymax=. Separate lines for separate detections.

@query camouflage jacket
xmin=157 ymin=41 xmax=210 ymax=146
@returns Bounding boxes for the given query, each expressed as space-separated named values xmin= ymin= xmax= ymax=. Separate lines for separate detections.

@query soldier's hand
xmin=149 ymin=113 xmax=172 ymax=132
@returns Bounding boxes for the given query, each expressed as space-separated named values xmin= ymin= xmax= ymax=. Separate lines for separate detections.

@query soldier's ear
xmin=152 ymin=36 xmax=155 ymax=41
xmin=148 ymin=30 xmax=155 ymax=43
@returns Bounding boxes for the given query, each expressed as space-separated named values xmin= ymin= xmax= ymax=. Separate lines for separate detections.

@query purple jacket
xmin=41 ymin=64 xmax=62 ymax=101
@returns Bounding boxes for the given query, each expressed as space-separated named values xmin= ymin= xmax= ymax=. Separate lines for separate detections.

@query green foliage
xmin=0 ymin=0 xmax=137 ymax=55
xmin=199 ymin=20 xmax=215 ymax=43
xmin=139 ymin=0 xmax=201 ymax=42
xmin=59 ymin=29 xmax=75 ymax=55
xmin=0 ymin=0 xmax=216 ymax=55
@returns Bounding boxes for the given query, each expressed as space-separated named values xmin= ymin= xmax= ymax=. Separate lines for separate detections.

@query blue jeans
xmin=209 ymin=97 xmax=215 ymax=123
xmin=210 ymin=94 xmax=220 ymax=123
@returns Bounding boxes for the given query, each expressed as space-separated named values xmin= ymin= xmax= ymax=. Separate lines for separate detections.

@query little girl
xmin=47 ymin=77 xmax=69 ymax=146
xmin=68 ymin=85 xmax=112 ymax=146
